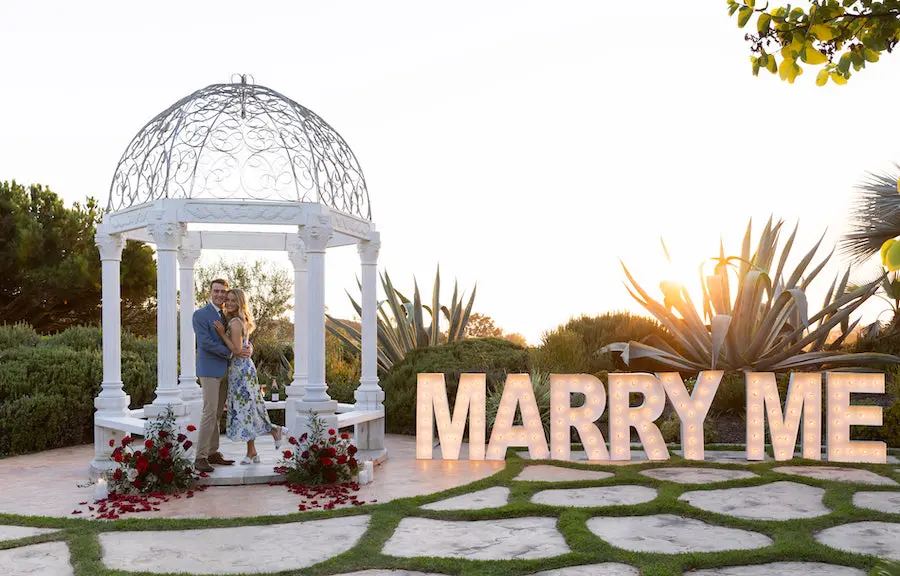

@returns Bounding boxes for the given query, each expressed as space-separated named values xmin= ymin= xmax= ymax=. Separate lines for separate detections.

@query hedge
xmin=0 ymin=324 xmax=157 ymax=456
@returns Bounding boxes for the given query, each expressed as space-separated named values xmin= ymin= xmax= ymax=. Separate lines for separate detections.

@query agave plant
xmin=603 ymin=217 xmax=900 ymax=372
xmin=326 ymin=266 xmax=476 ymax=372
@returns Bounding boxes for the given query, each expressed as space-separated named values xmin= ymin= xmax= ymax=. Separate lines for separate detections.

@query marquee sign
xmin=415 ymin=371 xmax=887 ymax=464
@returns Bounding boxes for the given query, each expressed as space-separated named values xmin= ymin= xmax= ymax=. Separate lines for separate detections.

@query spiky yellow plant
xmin=604 ymin=217 xmax=900 ymax=372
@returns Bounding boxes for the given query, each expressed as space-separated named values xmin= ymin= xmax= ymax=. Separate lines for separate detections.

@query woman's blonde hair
xmin=226 ymin=289 xmax=256 ymax=336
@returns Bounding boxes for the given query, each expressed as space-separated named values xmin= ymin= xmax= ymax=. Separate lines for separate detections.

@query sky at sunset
xmin=3 ymin=1 xmax=900 ymax=344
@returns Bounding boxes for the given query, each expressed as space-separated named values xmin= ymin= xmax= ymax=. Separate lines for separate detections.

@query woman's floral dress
xmin=225 ymin=320 xmax=274 ymax=441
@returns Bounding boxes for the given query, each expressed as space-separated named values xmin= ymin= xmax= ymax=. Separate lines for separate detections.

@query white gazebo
xmin=91 ymin=75 xmax=385 ymax=475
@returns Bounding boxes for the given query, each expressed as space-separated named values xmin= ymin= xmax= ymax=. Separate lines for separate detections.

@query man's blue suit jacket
xmin=193 ymin=303 xmax=233 ymax=378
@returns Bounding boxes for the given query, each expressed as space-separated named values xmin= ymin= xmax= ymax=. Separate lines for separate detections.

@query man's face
xmin=210 ymin=283 xmax=228 ymax=307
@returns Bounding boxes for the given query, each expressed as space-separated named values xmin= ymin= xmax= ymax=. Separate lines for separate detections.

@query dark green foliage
xmin=659 ymin=410 xmax=718 ymax=443
xmin=0 ymin=326 xmax=157 ymax=456
xmin=532 ymin=312 xmax=673 ymax=374
xmin=0 ymin=322 xmax=41 ymax=349
xmin=0 ymin=181 xmax=156 ymax=334
xmin=250 ymin=333 xmax=362 ymax=405
xmin=382 ymin=338 xmax=530 ymax=434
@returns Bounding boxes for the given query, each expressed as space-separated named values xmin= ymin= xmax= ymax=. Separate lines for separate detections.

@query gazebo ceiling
xmin=108 ymin=74 xmax=370 ymax=219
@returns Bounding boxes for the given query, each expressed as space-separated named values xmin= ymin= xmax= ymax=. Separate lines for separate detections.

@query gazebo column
xmin=354 ymin=234 xmax=385 ymax=451
xmin=92 ymin=232 xmax=130 ymax=471
xmin=295 ymin=219 xmax=337 ymax=437
xmin=177 ymin=239 xmax=203 ymax=430
xmin=285 ymin=234 xmax=309 ymax=434
xmin=146 ymin=222 xmax=186 ymax=420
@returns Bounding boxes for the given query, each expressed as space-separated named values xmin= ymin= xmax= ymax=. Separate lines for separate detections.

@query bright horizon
xmin=3 ymin=1 xmax=899 ymax=345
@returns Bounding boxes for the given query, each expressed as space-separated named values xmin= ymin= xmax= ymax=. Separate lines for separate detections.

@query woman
xmin=214 ymin=289 xmax=286 ymax=464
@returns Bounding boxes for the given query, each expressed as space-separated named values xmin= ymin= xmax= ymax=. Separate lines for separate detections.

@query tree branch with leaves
xmin=728 ymin=0 xmax=900 ymax=84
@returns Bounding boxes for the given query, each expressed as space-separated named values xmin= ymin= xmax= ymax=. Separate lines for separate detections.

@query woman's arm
xmin=214 ymin=318 xmax=244 ymax=355
xmin=226 ymin=318 xmax=244 ymax=355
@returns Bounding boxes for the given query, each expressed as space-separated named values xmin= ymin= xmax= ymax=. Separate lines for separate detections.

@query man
xmin=192 ymin=278 xmax=252 ymax=473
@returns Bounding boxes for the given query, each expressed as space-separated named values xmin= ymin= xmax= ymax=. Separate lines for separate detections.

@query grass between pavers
xmin=0 ymin=451 xmax=898 ymax=576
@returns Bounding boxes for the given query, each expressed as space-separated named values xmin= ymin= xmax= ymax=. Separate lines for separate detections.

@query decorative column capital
xmin=147 ymin=221 xmax=181 ymax=251
xmin=177 ymin=244 xmax=202 ymax=267
xmin=96 ymin=233 xmax=126 ymax=261
xmin=299 ymin=220 xmax=333 ymax=253
xmin=358 ymin=239 xmax=381 ymax=266
xmin=287 ymin=235 xmax=308 ymax=269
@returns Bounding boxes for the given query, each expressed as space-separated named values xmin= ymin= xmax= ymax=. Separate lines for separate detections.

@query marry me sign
xmin=415 ymin=371 xmax=888 ymax=464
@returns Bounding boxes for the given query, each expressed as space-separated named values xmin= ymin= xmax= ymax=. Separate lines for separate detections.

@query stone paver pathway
xmin=382 ymin=517 xmax=569 ymax=560
xmin=679 ymin=481 xmax=829 ymax=520
xmin=530 ymin=564 xmax=640 ymax=575
xmin=531 ymin=486 xmax=657 ymax=507
xmin=815 ymin=521 xmax=900 ymax=560
xmin=773 ymin=466 xmax=898 ymax=486
xmin=517 ymin=450 xmax=648 ymax=463
xmin=514 ymin=465 xmax=614 ymax=482
xmin=100 ymin=516 xmax=370 ymax=574
xmin=853 ymin=491 xmax=900 ymax=514
xmin=687 ymin=562 xmax=866 ymax=575
xmin=420 ymin=487 xmax=509 ymax=510
xmin=640 ymin=467 xmax=757 ymax=484
xmin=587 ymin=514 xmax=772 ymax=553
xmin=334 ymin=572 xmax=441 ymax=576
xmin=674 ymin=450 xmax=772 ymax=463
xmin=0 ymin=542 xmax=73 ymax=576
xmin=0 ymin=525 xmax=58 ymax=542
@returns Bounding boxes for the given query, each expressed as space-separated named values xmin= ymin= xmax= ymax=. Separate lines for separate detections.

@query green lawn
xmin=1 ymin=449 xmax=899 ymax=576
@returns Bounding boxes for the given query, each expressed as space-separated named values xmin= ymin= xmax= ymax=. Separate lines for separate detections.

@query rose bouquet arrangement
xmin=106 ymin=406 xmax=199 ymax=494
xmin=278 ymin=414 xmax=359 ymax=485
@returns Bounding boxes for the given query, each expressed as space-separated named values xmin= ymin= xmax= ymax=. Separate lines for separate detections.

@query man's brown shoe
xmin=194 ymin=459 xmax=214 ymax=473
xmin=208 ymin=452 xmax=235 ymax=466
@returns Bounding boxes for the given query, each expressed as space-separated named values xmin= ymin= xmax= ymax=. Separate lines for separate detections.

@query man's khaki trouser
xmin=196 ymin=375 xmax=228 ymax=461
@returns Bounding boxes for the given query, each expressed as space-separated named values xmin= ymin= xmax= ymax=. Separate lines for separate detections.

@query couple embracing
xmin=192 ymin=278 xmax=287 ymax=473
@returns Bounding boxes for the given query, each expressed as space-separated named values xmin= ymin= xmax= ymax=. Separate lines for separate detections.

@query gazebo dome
xmin=108 ymin=74 xmax=370 ymax=219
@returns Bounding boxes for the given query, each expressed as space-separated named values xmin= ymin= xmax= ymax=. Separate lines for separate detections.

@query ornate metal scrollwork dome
xmin=108 ymin=75 xmax=370 ymax=219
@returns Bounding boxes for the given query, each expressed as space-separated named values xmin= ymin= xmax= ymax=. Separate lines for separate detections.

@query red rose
xmin=109 ymin=439 xmax=115 ymax=447
xmin=159 ymin=447 xmax=170 ymax=459
xmin=136 ymin=458 xmax=149 ymax=474
xmin=324 ymin=470 xmax=337 ymax=483
xmin=301 ymin=451 xmax=309 ymax=459
xmin=321 ymin=457 xmax=334 ymax=467
xmin=327 ymin=447 xmax=337 ymax=457
xmin=337 ymin=455 xmax=348 ymax=464
xmin=144 ymin=439 xmax=154 ymax=449
xmin=340 ymin=433 xmax=349 ymax=440
xmin=349 ymin=458 xmax=358 ymax=469
xmin=113 ymin=469 xmax=122 ymax=481
xmin=310 ymin=445 xmax=319 ymax=452
xmin=328 ymin=429 xmax=336 ymax=436
xmin=288 ymin=437 xmax=297 ymax=445
xmin=283 ymin=450 xmax=293 ymax=459
xmin=133 ymin=450 xmax=142 ymax=459
xmin=158 ymin=430 xmax=168 ymax=439
xmin=183 ymin=441 xmax=192 ymax=450
xmin=177 ymin=433 xmax=187 ymax=443
xmin=299 ymin=433 xmax=308 ymax=442
xmin=114 ymin=452 xmax=123 ymax=463
xmin=186 ymin=425 xmax=197 ymax=432
xmin=164 ymin=471 xmax=175 ymax=484
xmin=121 ymin=436 xmax=133 ymax=446
xmin=348 ymin=445 xmax=358 ymax=455
xmin=133 ymin=478 xmax=142 ymax=489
